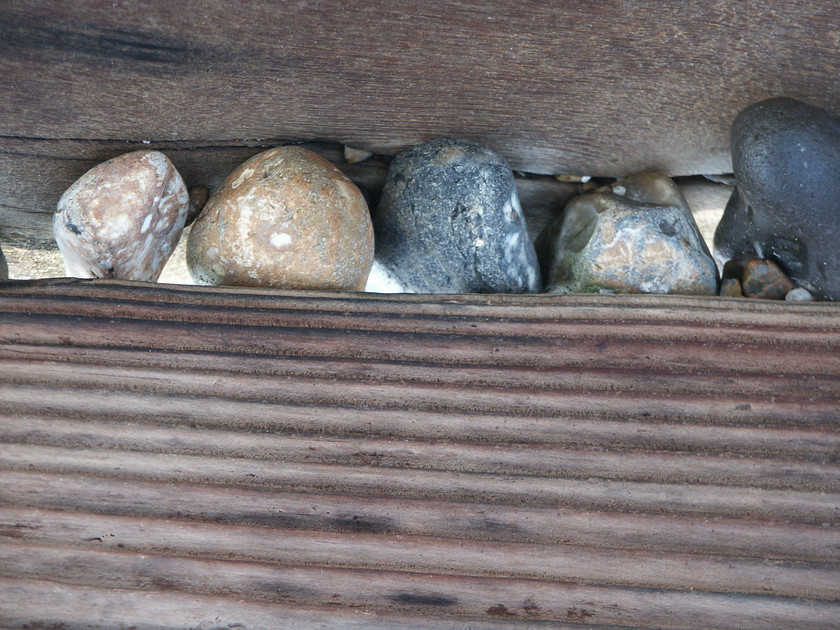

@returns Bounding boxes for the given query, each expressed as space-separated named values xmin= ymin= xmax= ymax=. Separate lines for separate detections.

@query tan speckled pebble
xmin=186 ymin=146 xmax=374 ymax=290
xmin=53 ymin=150 xmax=189 ymax=281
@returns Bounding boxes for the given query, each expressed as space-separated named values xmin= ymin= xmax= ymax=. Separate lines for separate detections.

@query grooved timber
xmin=0 ymin=279 xmax=838 ymax=628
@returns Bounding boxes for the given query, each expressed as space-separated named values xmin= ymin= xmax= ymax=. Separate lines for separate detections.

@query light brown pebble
xmin=53 ymin=150 xmax=189 ymax=281
xmin=187 ymin=146 xmax=374 ymax=290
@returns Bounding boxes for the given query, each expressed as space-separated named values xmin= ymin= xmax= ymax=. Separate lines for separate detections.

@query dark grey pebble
xmin=367 ymin=138 xmax=540 ymax=294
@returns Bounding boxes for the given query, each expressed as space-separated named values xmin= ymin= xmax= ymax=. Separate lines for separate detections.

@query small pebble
xmin=53 ymin=150 xmax=189 ymax=281
xmin=344 ymin=146 xmax=374 ymax=164
xmin=535 ymin=171 xmax=718 ymax=295
xmin=719 ymin=278 xmax=743 ymax=297
xmin=741 ymin=259 xmax=794 ymax=299
xmin=785 ymin=287 xmax=814 ymax=302
xmin=369 ymin=138 xmax=541 ymax=293
xmin=187 ymin=146 xmax=373 ymax=290
xmin=714 ymin=97 xmax=840 ymax=300
xmin=554 ymin=174 xmax=592 ymax=183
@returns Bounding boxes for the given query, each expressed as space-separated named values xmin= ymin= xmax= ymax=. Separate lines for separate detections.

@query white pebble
xmin=785 ymin=287 xmax=814 ymax=302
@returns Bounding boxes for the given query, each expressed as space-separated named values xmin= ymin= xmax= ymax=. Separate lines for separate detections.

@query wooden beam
xmin=1 ymin=1 xmax=838 ymax=236
xmin=0 ymin=279 xmax=838 ymax=627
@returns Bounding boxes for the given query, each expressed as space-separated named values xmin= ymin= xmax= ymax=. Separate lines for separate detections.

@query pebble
xmin=368 ymin=138 xmax=541 ymax=293
xmin=187 ymin=146 xmax=373 ymax=290
xmin=720 ymin=278 xmax=743 ymax=297
xmin=741 ymin=258 xmax=794 ymax=299
xmin=535 ymin=171 xmax=718 ymax=295
xmin=714 ymin=97 xmax=840 ymax=300
xmin=344 ymin=146 xmax=374 ymax=164
xmin=53 ymin=150 xmax=189 ymax=281
xmin=785 ymin=287 xmax=814 ymax=302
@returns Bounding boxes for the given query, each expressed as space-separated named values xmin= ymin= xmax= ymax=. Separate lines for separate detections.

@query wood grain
xmin=0 ymin=279 xmax=838 ymax=627
xmin=1 ymin=0 xmax=838 ymax=238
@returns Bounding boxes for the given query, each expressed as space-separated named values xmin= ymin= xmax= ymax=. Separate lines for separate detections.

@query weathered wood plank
xmin=0 ymin=280 xmax=838 ymax=627
xmin=3 ymin=0 xmax=839 ymax=176
xmin=3 ymin=410 xmax=839 ymax=476
xmin=2 ymin=542 xmax=839 ymax=628
xmin=0 ymin=578 xmax=584 ymax=629
xmin=4 ymin=511 xmax=839 ymax=599
xmin=4 ymin=478 xmax=838 ymax=563
xmin=0 ymin=0 xmax=836 ymax=240
xmin=3 ymin=443 xmax=838 ymax=522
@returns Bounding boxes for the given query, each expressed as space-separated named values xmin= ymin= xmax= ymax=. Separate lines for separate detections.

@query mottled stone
xmin=785 ymin=287 xmax=814 ymax=302
xmin=0 ymin=244 xmax=7 ymax=280
xmin=741 ymin=258 xmax=794 ymax=299
xmin=535 ymin=172 xmax=718 ymax=295
xmin=720 ymin=278 xmax=743 ymax=298
xmin=368 ymin=138 xmax=540 ymax=294
xmin=53 ymin=150 xmax=189 ymax=281
xmin=714 ymin=97 xmax=840 ymax=300
xmin=187 ymin=146 xmax=373 ymax=290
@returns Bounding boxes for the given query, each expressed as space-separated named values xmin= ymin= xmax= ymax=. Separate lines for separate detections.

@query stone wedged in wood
xmin=0 ymin=279 xmax=839 ymax=628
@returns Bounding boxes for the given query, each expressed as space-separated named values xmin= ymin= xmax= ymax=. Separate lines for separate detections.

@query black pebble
xmin=371 ymin=138 xmax=541 ymax=294
xmin=714 ymin=97 xmax=840 ymax=300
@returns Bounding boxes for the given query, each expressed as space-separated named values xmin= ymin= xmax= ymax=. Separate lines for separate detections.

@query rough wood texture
xmin=0 ymin=279 xmax=838 ymax=628
xmin=2 ymin=0 xmax=839 ymax=237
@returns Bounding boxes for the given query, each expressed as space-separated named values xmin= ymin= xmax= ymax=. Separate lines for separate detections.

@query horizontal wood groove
xmin=3 ymin=512 xmax=839 ymax=600
xmin=3 ymin=477 xmax=839 ymax=563
xmin=1 ymin=417 xmax=837 ymax=492
xmin=2 ymin=444 xmax=838 ymax=523
xmin=0 ymin=578 xmax=609 ymax=630
xmin=1 ymin=279 xmax=839 ymax=628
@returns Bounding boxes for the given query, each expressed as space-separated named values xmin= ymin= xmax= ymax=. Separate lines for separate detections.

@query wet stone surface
xmin=187 ymin=146 xmax=374 ymax=290
xmin=53 ymin=150 xmax=189 ymax=281
xmin=714 ymin=97 xmax=840 ymax=301
xmin=535 ymin=172 xmax=718 ymax=295
xmin=367 ymin=138 xmax=541 ymax=294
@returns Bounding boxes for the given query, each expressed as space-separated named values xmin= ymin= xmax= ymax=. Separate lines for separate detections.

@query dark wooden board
xmin=1 ymin=0 xmax=839 ymax=238
xmin=0 ymin=279 xmax=838 ymax=628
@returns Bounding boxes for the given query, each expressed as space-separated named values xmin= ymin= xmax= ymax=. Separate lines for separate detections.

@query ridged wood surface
xmin=0 ymin=279 xmax=839 ymax=628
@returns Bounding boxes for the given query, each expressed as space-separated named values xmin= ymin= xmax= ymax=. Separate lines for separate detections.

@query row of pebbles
xmin=35 ymin=97 xmax=840 ymax=301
